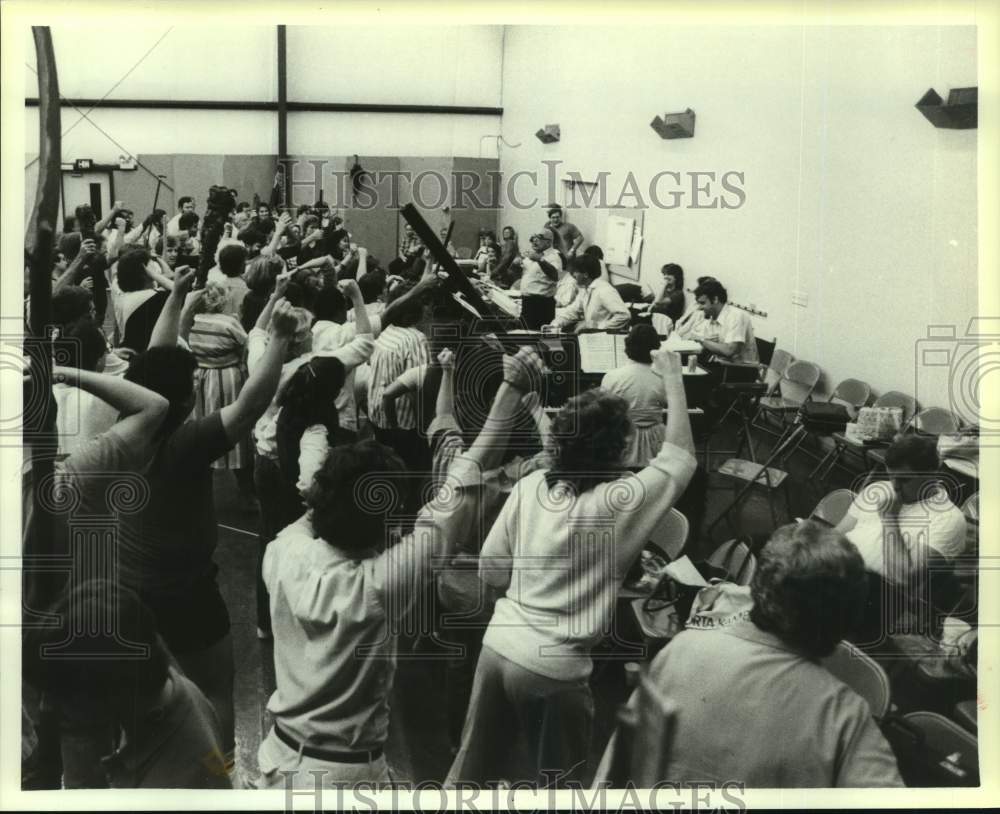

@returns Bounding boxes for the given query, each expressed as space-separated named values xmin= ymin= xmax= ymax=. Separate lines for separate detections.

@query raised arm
xmin=93 ymin=200 xmax=124 ymax=237
xmin=380 ymin=347 xmax=547 ymax=613
xmin=381 ymin=263 xmax=439 ymax=328
xmin=147 ymin=267 xmax=196 ymax=349
xmin=433 ymin=348 xmax=456 ymax=422
xmin=144 ymin=257 xmax=174 ymax=292
xmin=262 ymin=212 xmax=291 ymax=257
xmin=355 ymin=246 xmax=369 ymax=280
xmin=220 ymin=299 xmax=297 ymax=445
xmin=52 ymin=239 xmax=96 ymax=294
xmin=52 ymin=365 xmax=168 ymax=452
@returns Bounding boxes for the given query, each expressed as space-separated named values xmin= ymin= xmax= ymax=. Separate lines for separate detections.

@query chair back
xmin=615 ymin=283 xmax=646 ymax=304
xmin=755 ymin=336 xmax=776 ymax=367
xmin=778 ymin=360 xmax=821 ymax=406
xmin=873 ymin=390 xmax=918 ymax=426
xmin=830 ymin=378 xmax=871 ymax=411
xmin=763 ymin=348 xmax=795 ymax=393
xmin=912 ymin=407 xmax=962 ymax=436
xmin=820 ymin=640 xmax=891 ymax=719
xmin=705 ymin=539 xmax=756 ymax=585
xmin=455 ymin=246 xmax=472 ymax=260
xmin=899 ymin=711 xmax=979 ymax=786
xmin=647 ymin=508 xmax=689 ymax=560
xmin=809 ymin=489 xmax=855 ymax=527
xmin=961 ymin=492 xmax=979 ymax=523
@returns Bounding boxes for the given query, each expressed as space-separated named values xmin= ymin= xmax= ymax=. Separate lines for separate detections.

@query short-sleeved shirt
xmin=519 ymin=248 xmax=563 ymax=299
xmin=101 ymin=666 xmax=231 ymax=789
xmin=636 ymin=622 xmax=903 ymax=787
xmin=845 ymin=483 xmax=967 ymax=581
xmin=117 ymin=413 xmax=234 ymax=596
xmin=685 ymin=304 xmax=758 ymax=363
xmin=548 ymin=221 xmax=583 ymax=256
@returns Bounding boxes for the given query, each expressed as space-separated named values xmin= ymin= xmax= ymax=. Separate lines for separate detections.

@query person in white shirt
xmin=257 ymin=347 xmax=549 ymax=788
xmin=835 ymin=434 xmax=968 ymax=644
xmin=677 ymin=278 xmax=758 ymax=364
xmin=549 ymin=254 xmax=630 ymax=333
xmin=518 ymin=230 xmax=563 ymax=329
xmin=447 ymin=348 xmax=697 ymax=786
xmin=166 ymin=196 xmax=196 ymax=238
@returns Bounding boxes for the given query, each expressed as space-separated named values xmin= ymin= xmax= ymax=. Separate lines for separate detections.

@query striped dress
xmin=188 ymin=312 xmax=251 ymax=469
xmin=367 ymin=325 xmax=430 ymax=431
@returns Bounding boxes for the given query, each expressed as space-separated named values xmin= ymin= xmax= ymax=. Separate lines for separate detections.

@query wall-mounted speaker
xmin=535 ymin=124 xmax=560 ymax=144
xmin=651 ymin=109 xmax=695 ymax=139
xmin=916 ymin=87 xmax=977 ymax=129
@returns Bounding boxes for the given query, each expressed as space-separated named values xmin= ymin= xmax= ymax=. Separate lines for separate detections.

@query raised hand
xmin=172 ymin=266 xmax=197 ymax=296
xmin=269 ymin=298 xmax=299 ymax=338
xmin=437 ymin=347 xmax=455 ymax=368
xmin=502 ymin=346 xmax=549 ymax=393
xmin=650 ymin=349 xmax=683 ymax=381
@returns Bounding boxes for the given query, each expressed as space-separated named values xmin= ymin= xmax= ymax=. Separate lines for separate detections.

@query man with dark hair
xmin=545 ymin=205 xmax=584 ymax=259
xmin=204 ymin=243 xmax=250 ymax=317
xmin=166 ymin=195 xmax=196 ymax=237
xmin=177 ymin=211 xmax=201 ymax=254
xmin=117 ymin=269 xmax=301 ymax=776
xmin=600 ymin=521 xmax=902 ymax=787
xmin=836 ymin=434 xmax=967 ymax=584
xmin=237 ymin=227 xmax=266 ymax=259
xmin=677 ymin=277 xmax=758 ymax=363
xmin=112 ymin=250 xmax=175 ymax=352
xmin=518 ymin=229 xmax=563 ymax=330
xmin=252 ymin=203 xmax=276 ymax=237
xmin=549 ymin=254 xmax=630 ymax=333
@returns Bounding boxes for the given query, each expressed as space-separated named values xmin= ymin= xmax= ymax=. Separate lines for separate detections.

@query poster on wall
xmin=604 ymin=215 xmax=635 ymax=266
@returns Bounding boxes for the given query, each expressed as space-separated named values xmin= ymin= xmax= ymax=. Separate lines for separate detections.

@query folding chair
xmin=647 ymin=507 xmax=690 ymax=560
xmin=888 ymin=711 xmax=980 ymax=786
xmin=801 ymin=378 xmax=872 ymax=478
xmin=864 ymin=407 xmax=962 ymax=480
xmin=752 ymin=360 xmax=821 ymax=440
xmin=817 ymin=391 xmax=918 ymax=481
xmin=808 ymin=488 xmax=856 ymax=528
xmin=821 ymin=640 xmax=891 ymax=719
xmin=755 ymin=336 xmax=776 ymax=368
xmin=704 ymin=538 xmax=757 ymax=585
xmin=761 ymin=347 xmax=795 ymax=397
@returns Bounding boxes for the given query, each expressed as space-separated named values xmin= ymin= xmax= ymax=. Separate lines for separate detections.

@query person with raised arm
xmin=447 ymin=348 xmax=697 ymax=787
xmin=113 ymin=267 xmax=302 ymax=783
xmin=256 ymin=347 xmax=549 ymax=788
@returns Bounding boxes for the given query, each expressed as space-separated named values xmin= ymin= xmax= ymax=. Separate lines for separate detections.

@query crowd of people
xmin=19 ymin=186 xmax=972 ymax=792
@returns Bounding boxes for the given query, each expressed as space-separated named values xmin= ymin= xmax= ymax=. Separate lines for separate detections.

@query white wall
xmin=23 ymin=24 xmax=502 ymax=160
xmin=499 ymin=25 xmax=978 ymax=409
xmin=286 ymin=26 xmax=503 ymax=107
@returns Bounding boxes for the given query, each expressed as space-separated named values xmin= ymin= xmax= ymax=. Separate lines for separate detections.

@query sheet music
xmin=578 ymin=332 xmax=620 ymax=373
xmin=663 ymin=333 xmax=703 ymax=354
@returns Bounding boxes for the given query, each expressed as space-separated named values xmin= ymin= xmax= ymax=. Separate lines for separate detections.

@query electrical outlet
xmin=792 ymin=291 xmax=808 ymax=307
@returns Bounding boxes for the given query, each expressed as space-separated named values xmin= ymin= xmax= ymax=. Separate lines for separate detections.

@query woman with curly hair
xmin=186 ymin=282 xmax=252 ymax=477
xmin=447 ymin=349 xmax=697 ymax=788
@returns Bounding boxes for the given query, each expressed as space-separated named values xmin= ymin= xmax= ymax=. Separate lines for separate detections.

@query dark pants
xmin=520 ymin=295 xmax=555 ymax=330
xmin=254 ymin=453 xmax=304 ymax=632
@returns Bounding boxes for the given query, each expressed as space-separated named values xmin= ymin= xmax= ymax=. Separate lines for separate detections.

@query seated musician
xmin=599 ymin=521 xmax=903 ymax=787
xmin=676 ymin=278 xmax=757 ymax=364
xmin=548 ymin=255 xmax=630 ymax=333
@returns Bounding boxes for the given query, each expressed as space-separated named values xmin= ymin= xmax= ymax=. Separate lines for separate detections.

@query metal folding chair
xmin=752 ymin=360 xmax=820 ymax=440
xmin=800 ymin=378 xmax=872 ymax=478
xmin=809 ymin=488 xmax=856 ymax=527
xmin=864 ymin=407 xmax=962 ymax=481
xmin=815 ymin=391 xmax=917 ymax=481
xmin=821 ymin=640 xmax=891 ymax=719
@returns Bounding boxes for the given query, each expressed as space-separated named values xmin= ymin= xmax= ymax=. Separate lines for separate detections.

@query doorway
xmin=61 ymin=170 xmax=114 ymax=228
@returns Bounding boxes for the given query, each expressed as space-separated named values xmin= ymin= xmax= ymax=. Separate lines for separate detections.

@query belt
xmin=274 ymin=724 xmax=383 ymax=765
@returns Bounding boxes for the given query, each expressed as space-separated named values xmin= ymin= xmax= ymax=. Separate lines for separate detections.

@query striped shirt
xmin=367 ymin=326 xmax=429 ymax=430
xmin=188 ymin=313 xmax=247 ymax=368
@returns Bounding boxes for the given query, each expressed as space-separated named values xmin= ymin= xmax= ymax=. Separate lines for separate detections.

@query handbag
xmin=801 ymin=401 xmax=851 ymax=433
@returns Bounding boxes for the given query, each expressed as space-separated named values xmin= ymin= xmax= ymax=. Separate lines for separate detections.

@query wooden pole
xmin=24 ymin=26 xmax=62 ymax=614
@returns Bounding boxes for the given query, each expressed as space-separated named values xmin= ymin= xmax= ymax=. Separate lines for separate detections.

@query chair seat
xmin=758 ymin=397 xmax=799 ymax=411
xmin=954 ymin=700 xmax=977 ymax=733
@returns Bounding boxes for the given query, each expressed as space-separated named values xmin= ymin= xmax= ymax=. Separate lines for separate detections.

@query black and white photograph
xmin=2 ymin=1 xmax=997 ymax=810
